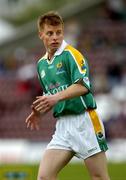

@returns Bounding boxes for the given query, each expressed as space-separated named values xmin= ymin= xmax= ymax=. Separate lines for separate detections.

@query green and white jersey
xmin=37 ymin=40 xmax=97 ymax=117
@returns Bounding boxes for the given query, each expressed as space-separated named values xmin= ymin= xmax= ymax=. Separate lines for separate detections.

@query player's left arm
xmin=32 ymin=79 xmax=88 ymax=113
xmin=54 ymin=81 xmax=88 ymax=101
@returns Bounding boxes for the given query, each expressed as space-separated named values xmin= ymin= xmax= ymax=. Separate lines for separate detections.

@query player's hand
xmin=32 ymin=95 xmax=59 ymax=114
xmin=25 ymin=111 xmax=40 ymax=131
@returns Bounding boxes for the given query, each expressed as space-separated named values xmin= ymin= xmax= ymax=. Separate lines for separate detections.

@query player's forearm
xmin=55 ymin=83 xmax=88 ymax=102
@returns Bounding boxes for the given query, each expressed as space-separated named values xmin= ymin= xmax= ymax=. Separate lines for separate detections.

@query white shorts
xmin=47 ymin=109 xmax=108 ymax=159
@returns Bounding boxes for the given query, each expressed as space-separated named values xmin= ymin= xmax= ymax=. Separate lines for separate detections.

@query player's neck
xmin=48 ymin=50 xmax=56 ymax=61
xmin=48 ymin=54 xmax=53 ymax=61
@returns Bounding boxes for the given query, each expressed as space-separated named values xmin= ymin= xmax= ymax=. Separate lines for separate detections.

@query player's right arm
xmin=25 ymin=108 xmax=40 ymax=131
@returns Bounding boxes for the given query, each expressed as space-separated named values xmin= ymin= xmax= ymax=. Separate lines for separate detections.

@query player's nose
xmin=52 ymin=33 xmax=58 ymax=40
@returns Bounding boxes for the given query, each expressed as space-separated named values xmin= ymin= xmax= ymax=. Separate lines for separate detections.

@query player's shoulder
xmin=65 ymin=44 xmax=79 ymax=52
xmin=37 ymin=53 xmax=47 ymax=64
xmin=64 ymin=44 xmax=84 ymax=59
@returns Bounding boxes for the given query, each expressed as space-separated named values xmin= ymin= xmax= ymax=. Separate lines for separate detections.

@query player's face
xmin=39 ymin=24 xmax=64 ymax=54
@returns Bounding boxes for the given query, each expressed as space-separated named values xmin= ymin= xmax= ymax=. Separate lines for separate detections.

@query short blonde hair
xmin=37 ymin=11 xmax=64 ymax=31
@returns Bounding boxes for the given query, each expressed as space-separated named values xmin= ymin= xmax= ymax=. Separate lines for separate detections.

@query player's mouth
xmin=51 ymin=42 xmax=59 ymax=47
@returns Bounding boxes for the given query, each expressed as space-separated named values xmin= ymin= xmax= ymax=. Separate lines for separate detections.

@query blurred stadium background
xmin=0 ymin=0 xmax=126 ymax=179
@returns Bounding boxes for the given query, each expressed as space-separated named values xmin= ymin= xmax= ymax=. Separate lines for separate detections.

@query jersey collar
xmin=54 ymin=40 xmax=68 ymax=56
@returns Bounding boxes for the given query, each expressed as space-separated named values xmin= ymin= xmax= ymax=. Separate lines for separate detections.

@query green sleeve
xmin=64 ymin=51 xmax=91 ymax=91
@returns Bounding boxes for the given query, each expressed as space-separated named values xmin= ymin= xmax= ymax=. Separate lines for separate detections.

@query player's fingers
xmin=31 ymin=105 xmax=34 ymax=109
xmin=30 ymin=123 xmax=34 ymax=130
xmin=35 ymin=96 xmax=47 ymax=102
xmin=35 ymin=122 xmax=39 ymax=130
xmin=30 ymin=121 xmax=39 ymax=131
xmin=34 ymin=101 xmax=49 ymax=109
xmin=26 ymin=121 xmax=30 ymax=128
xmin=26 ymin=120 xmax=32 ymax=129
xmin=34 ymin=96 xmax=45 ymax=102
xmin=25 ymin=118 xmax=29 ymax=123
xmin=39 ymin=106 xmax=51 ymax=114
xmin=32 ymin=99 xmax=41 ymax=106
xmin=33 ymin=97 xmax=48 ymax=109
xmin=34 ymin=103 xmax=42 ymax=109
xmin=35 ymin=106 xmax=48 ymax=113
xmin=25 ymin=113 xmax=32 ymax=123
xmin=36 ymin=96 xmax=42 ymax=99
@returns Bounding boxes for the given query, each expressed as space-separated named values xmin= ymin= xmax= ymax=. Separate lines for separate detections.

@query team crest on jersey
xmin=56 ymin=62 xmax=65 ymax=74
xmin=97 ymin=132 xmax=104 ymax=140
xmin=57 ymin=62 xmax=63 ymax=69
xmin=80 ymin=59 xmax=87 ymax=74
xmin=40 ymin=70 xmax=45 ymax=78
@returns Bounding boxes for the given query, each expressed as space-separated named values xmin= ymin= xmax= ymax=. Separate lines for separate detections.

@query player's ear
xmin=38 ymin=32 xmax=43 ymax=39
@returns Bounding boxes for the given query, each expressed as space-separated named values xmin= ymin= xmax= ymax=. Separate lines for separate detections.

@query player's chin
xmin=51 ymin=44 xmax=60 ymax=50
xmin=50 ymin=47 xmax=58 ymax=52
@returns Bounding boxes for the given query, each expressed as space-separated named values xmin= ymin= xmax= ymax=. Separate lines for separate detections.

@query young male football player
xmin=25 ymin=11 xmax=110 ymax=180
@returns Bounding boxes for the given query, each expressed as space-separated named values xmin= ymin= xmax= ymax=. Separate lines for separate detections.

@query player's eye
xmin=46 ymin=31 xmax=53 ymax=36
xmin=56 ymin=31 xmax=62 ymax=35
